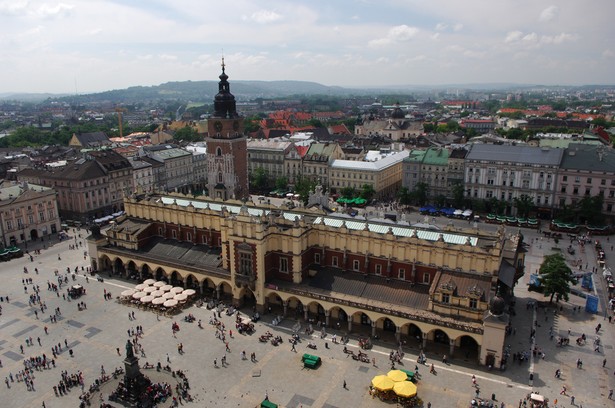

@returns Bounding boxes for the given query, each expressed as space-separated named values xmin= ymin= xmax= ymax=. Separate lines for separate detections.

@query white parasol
xmin=183 ymin=289 xmax=196 ymax=296
xmin=161 ymin=284 xmax=173 ymax=292
xmin=143 ymin=279 xmax=156 ymax=285
xmin=143 ymin=286 xmax=156 ymax=294
xmin=153 ymin=281 xmax=166 ymax=288
xmin=152 ymin=297 xmax=166 ymax=305
xmin=121 ymin=289 xmax=136 ymax=297
xmin=135 ymin=284 xmax=147 ymax=291
xmin=174 ymin=293 xmax=188 ymax=302
xmin=170 ymin=287 xmax=184 ymax=294
xmin=162 ymin=292 xmax=176 ymax=300
xmin=151 ymin=290 xmax=165 ymax=298
xmin=163 ymin=299 xmax=178 ymax=308
xmin=132 ymin=291 xmax=146 ymax=299
xmin=140 ymin=295 xmax=155 ymax=303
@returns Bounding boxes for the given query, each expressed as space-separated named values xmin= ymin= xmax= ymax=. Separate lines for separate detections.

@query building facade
xmin=0 ymin=182 xmax=60 ymax=247
xmin=91 ymin=193 xmax=525 ymax=369
xmin=464 ymin=144 xmax=563 ymax=215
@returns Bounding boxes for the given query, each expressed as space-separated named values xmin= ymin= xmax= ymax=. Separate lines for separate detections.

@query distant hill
xmin=49 ymin=80 xmax=356 ymax=104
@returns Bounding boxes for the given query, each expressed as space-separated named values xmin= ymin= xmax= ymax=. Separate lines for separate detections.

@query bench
xmin=260 ymin=399 xmax=278 ymax=408
xmin=399 ymin=369 xmax=416 ymax=382
xmin=302 ymin=353 xmax=321 ymax=368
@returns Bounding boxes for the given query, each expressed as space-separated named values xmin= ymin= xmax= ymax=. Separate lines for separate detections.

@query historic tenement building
xmin=90 ymin=192 xmax=525 ymax=368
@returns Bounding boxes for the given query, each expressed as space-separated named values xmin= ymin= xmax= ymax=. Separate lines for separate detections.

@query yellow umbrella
xmin=371 ymin=375 xmax=395 ymax=391
xmin=393 ymin=381 xmax=417 ymax=398
xmin=387 ymin=369 xmax=408 ymax=382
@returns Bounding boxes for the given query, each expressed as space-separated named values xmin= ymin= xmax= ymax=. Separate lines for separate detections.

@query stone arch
xmin=305 ymin=300 xmax=326 ymax=324
xmin=217 ymin=281 xmax=233 ymax=302
xmin=185 ymin=274 xmax=199 ymax=290
xmin=430 ymin=328 xmax=450 ymax=345
xmin=201 ymin=277 xmax=217 ymax=297
xmin=126 ymin=261 xmax=138 ymax=279
xmin=113 ymin=257 xmax=125 ymax=277
xmin=400 ymin=322 xmax=424 ymax=349
xmin=264 ymin=292 xmax=285 ymax=314
xmin=169 ymin=270 xmax=181 ymax=286
xmin=349 ymin=310 xmax=378 ymax=336
xmin=455 ymin=334 xmax=481 ymax=362
xmin=99 ymin=255 xmax=112 ymax=272
xmin=328 ymin=305 xmax=349 ymax=323
xmin=154 ymin=267 xmax=167 ymax=281
xmin=235 ymin=286 xmax=257 ymax=309
xmin=141 ymin=264 xmax=153 ymax=279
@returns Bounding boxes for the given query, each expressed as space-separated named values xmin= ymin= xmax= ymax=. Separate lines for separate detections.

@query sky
xmin=0 ymin=0 xmax=614 ymax=94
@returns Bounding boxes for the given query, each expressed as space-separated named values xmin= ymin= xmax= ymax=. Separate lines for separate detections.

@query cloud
xmin=602 ymin=49 xmax=614 ymax=59
xmin=540 ymin=32 xmax=577 ymax=44
xmin=435 ymin=23 xmax=447 ymax=31
xmin=505 ymin=31 xmax=523 ymax=43
xmin=242 ymin=10 xmax=282 ymax=24
xmin=453 ymin=23 xmax=463 ymax=32
xmin=158 ymin=54 xmax=177 ymax=61
xmin=0 ymin=0 xmax=29 ymax=16
xmin=538 ymin=5 xmax=558 ymax=22
xmin=369 ymin=24 xmax=418 ymax=47
xmin=36 ymin=3 xmax=74 ymax=18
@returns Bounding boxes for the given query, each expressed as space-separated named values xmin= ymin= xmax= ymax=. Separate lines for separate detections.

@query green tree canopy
xmin=173 ymin=126 xmax=201 ymax=142
xmin=359 ymin=184 xmax=375 ymax=201
xmin=536 ymin=253 xmax=576 ymax=303
xmin=514 ymin=194 xmax=534 ymax=218
xmin=250 ymin=167 xmax=269 ymax=191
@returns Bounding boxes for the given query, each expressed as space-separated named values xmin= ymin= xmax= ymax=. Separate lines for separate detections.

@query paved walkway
xmin=0 ymin=226 xmax=612 ymax=407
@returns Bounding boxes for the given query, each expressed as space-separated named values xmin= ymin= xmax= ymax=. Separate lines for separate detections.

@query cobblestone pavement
xmin=0 ymin=225 xmax=613 ymax=408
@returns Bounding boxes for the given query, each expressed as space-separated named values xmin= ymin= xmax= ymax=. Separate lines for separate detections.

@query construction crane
xmin=115 ymin=107 xmax=127 ymax=138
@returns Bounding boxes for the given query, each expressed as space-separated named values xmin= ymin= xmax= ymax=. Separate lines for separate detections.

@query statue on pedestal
xmin=126 ymin=340 xmax=134 ymax=359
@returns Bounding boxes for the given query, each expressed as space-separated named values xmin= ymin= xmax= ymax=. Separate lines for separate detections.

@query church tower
xmin=205 ymin=59 xmax=248 ymax=200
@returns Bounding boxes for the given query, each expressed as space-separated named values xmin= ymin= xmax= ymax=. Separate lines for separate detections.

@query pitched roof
xmin=466 ymin=144 xmax=564 ymax=166
xmin=72 ymin=132 xmax=110 ymax=147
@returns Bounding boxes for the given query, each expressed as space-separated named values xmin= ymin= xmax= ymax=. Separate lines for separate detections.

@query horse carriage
xmin=236 ymin=315 xmax=255 ymax=334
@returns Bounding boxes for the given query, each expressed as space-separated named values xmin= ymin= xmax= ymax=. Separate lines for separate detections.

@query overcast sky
xmin=1 ymin=0 xmax=614 ymax=94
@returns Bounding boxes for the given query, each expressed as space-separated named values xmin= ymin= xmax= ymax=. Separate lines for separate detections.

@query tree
xmin=359 ymin=184 xmax=375 ymax=201
xmin=294 ymin=176 xmax=318 ymax=206
xmin=173 ymin=126 xmax=201 ymax=142
xmin=250 ymin=167 xmax=269 ymax=191
xmin=340 ymin=187 xmax=356 ymax=198
xmin=275 ymin=176 xmax=289 ymax=191
xmin=514 ymin=194 xmax=534 ymax=218
xmin=413 ymin=182 xmax=429 ymax=206
xmin=577 ymin=194 xmax=604 ymax=225
xmin=535 ymin=253 xmax=576 ymax=303
xmin=451 ymin=182 xmax=465 ymax=208
xmin=398 ymin=187 xmax=412 ymax=206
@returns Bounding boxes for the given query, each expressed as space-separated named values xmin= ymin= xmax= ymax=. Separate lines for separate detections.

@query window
xmin=6 ymin=220 xmax=12 ymax=230
xmin=39 ymin=211 xmax=45 ymax=222
xmin=280 ymin=258 xmax=288 ymax=273
xmin=314 ymin=253 xmax=321 ymax=264
xmin=422 ymin=272 xmax=430 ymax=284
xmin=398 ymin=268 xmax=405 ymax=279
xmin=332 ymin=256 xmax=338 ymax=267
xmin=353 ymin=260 xmax=360 ymax=271
xmin=587 ymin=178 xmax=592 ymax=184
xmin=609 ymin=191 xmax=614 ymax=198
xmin=216 ymin=147 xmax=222 ymax=156
xmin=573 ymin=187 xmax=578 ymax=195
xmin=486 ymin=190 xmax=493 ymax=198
xmin=375 ymin=264 xmax=382 ymax=275
xmin=239 ymin=252 xmax=252 ymax=275
xmin=186 ymin=232 xmax=192 ymax=242
xmin=441 ymin=293 xmax=450 ymax=303
xmin=171 ymin=230 xmax=177 ymax=239
xmin=28 ymin=215 xmax=34 ymax=225
xmin=608 ymin=204 xmax=613 ymax=212
xmin=158 ymin=227 xmax=163 ymax=236
xmin=563 ymin=175 xmax=568 ymax=182
xmin=585 ymin=188 xmax=591 ymax=196
xmin=575 ymin=176 xmax=580 ymax=183
xmin=469 ymin=298 xmax=478 ymax=309
xmin=602 ymin=179 xmax=606 ymax=186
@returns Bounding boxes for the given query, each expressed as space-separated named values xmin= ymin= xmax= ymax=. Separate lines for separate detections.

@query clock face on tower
xmin=233 ymin=120 xmax=240 ymax=131
xmin=214 ymin=121 xmax=223 ymax=132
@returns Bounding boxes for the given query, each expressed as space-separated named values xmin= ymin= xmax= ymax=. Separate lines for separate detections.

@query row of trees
xmin=397 ymin=181 xmax=606 ymax=224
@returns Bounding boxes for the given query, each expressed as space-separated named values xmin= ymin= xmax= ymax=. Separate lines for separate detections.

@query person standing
xmin=343 ymin=380 xmax=347 ymax=389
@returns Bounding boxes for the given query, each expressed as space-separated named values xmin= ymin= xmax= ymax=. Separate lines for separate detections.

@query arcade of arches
xmin=98 ymin=253 xmax=486 ymax=363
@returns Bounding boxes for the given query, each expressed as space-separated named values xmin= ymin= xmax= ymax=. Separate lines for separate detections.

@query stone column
xmin=449 ymin=338 xmax=455 ymax=357
xmin=347 ymin=319 xmax=353 ymax=333
xmin=215 ymin=285 xmax=221 ymax=300
xmin=422 ymin=332 xmax=428 ymax=350
xmin=199 ymin=280 xmax=205 ymax=296
xmin=395 ymin=326 xmax=401 ymax=343
xmin=371 ymin=321 xmax=377 ymax=337
xmin=325 ymin=310 xmax=330 ymax=327
xmin=304 ymin=309 xmax=309 ymax=322
xmin=283 ymin=301 xmax=288 ymax=317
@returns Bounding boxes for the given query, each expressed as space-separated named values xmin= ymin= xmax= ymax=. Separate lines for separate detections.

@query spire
xmin=213 ymin=57 xmax=237 ymax=118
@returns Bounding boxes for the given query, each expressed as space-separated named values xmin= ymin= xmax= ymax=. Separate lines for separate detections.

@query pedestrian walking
xmin=571 ymin=395 xmax=575 ymax=404
xmin=603 ymin=358 xmax=607 ymax=368
xmin=343 ymin=380 xmax=347 ymax=389
xmin=608 ymin=389 xmax=613 ymax=399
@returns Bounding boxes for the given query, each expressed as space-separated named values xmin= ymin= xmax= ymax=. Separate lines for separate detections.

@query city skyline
xmin=1 ymin=0 xmax=614 ymax=94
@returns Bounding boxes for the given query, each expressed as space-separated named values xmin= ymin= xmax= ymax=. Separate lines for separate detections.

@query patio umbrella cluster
xmin=118 ymin=280 xmax=197 ymax=312
xmin=370 ymin=370 xmax=417 ymax=403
